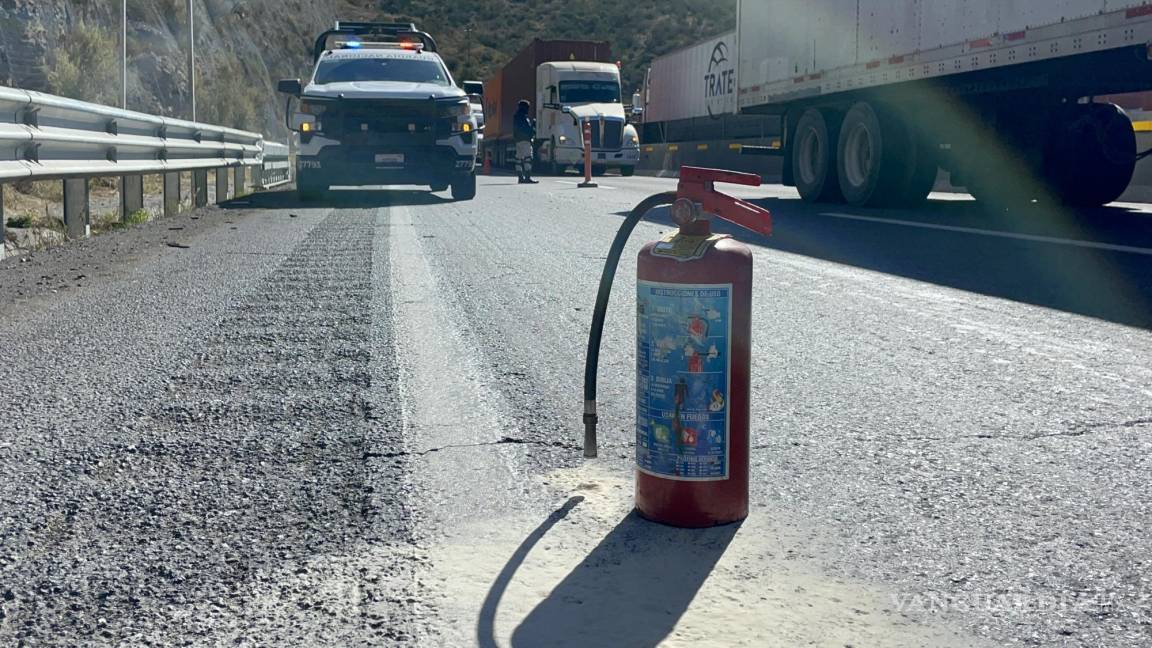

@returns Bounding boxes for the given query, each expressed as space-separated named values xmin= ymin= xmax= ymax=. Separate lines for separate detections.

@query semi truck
xmin=482 ymin=39 xmax=640 ymax=176
xmin=727 ymin=1 xmax=1152 ymax=208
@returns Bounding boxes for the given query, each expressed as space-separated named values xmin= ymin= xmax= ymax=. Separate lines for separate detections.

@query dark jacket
xmin=513 ymin=109 xmax=536 ymax=142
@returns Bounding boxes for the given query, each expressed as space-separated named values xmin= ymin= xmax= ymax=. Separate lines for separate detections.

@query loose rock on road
xmin=1 ymin=175 xmax=1150 ymax=646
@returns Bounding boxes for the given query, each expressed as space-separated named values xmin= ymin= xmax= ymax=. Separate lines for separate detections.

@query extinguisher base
xmin=633 ymin=504 xmax=748 ymax=529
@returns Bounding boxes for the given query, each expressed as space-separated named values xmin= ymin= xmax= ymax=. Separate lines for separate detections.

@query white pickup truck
xmin=277 ymin=22 xmax=478 ymax=201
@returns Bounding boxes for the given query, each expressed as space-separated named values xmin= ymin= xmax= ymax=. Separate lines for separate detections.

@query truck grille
xmin=588 ymin=119 xmax=624 ymax=150
xmin=320 ymin=99 xmax=444 ymax=140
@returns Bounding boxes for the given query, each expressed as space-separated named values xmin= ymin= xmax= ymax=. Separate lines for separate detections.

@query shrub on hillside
xmin=46 ymin=23 xmax=119 ymax=105
xmin=198 ymin=54 xmax=263 ymax=132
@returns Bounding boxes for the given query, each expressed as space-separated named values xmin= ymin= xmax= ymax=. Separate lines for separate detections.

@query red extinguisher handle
xmin=677 ymin=166 xmax=773 ymax=237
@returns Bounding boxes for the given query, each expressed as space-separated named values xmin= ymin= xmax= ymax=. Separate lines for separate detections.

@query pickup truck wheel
xmin=296 ymin=175 xmax=327 ymax=202
xmin=793 ymin=108 xmax=842 ymax=203
xmin=621 ymin=166 xmax=636 ymax=177
xmin=837 ymin=102 xmax=907 ymax=207
xmin=451 ymin=172 xmax=477 ymax=201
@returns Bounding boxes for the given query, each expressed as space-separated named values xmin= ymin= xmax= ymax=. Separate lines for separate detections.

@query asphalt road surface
xmin=1 ymin=175 xmax=1150 ymax=647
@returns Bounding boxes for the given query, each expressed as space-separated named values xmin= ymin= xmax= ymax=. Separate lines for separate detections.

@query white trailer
xmin=643 ymin=32 xmax=737 ymax=124
xmin=736 ymin=0 xmax=1152 ymax=207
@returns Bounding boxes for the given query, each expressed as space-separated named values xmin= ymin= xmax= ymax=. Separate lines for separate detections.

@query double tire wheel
xmin=792 ymin=103 xmax=937 ymax=208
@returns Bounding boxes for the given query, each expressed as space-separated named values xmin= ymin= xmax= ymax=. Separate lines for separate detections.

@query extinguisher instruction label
xmin=636 ymin=280 xmax=732 ymax=481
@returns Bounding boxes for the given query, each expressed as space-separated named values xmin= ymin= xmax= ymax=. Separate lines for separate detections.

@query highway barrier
xmin=0 ymin=84 xmax=288 ymax=249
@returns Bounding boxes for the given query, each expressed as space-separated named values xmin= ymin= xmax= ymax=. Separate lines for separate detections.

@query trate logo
xmin=705 ymin=41 xmax=735 ymax=119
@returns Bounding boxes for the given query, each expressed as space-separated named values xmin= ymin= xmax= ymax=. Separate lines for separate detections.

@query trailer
xmin=736 ymin=0 xmax=1152 ymax=207
xmin=639 ymin=31 xmax=779 ymax=144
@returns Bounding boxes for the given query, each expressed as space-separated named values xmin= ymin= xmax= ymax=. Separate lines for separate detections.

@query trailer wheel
xmin=1049 ymin=103 xmax=1136 ymax=207
xmin=793 ymin=108 xmax=842 ymax=203
xmin=896 ymin=131 xmax=939 ymax=207
xmin=837 ymin=102 xmax=907 ymax=207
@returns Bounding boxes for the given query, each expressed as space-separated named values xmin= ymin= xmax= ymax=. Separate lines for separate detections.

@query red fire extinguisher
xmin=582 ymin=166 xmax=772 ymax=528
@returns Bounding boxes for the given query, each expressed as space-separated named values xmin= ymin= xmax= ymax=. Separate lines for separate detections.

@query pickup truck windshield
xmin=314 ymin=57 xmax=451 ymax=85
xmin=559 ymin=80 xmax=621 ymax=104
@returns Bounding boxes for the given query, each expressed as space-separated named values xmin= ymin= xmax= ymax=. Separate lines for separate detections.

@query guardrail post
xmin=163 ymin=172 xmax=180 ymax=217
xmin=120 ymin=175 xmax=144 ymax=221
xmin=215 ymin=168 xmax=229 ymax=203
xmin=193 ymin=169 xmax=208 ymax=207
xmin=63 ymin=178 xmax=90 ymax=239
xmin=234 ymin=167 xmax=245 ymax=196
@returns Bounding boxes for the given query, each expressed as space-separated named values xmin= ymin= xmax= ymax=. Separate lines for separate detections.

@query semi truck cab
xmin=536 ymin=62 xmax=639 ymax=176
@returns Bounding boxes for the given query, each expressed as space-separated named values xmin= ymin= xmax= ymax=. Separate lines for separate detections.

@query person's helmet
xmin=517 ymin=99 xmax=530 ymax=111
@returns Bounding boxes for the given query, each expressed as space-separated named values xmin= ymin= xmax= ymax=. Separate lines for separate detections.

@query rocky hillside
xmin=0 ymin=0 xmax=364 ymax=138
xmin=368 ymin=0 xmax=737 ymax=96
xmin=0 ymin=0 xmax=735 ymax=138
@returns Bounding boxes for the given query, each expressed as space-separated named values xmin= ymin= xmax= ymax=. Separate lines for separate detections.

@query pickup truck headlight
xmin=300 ymin=101 xmax=327 ymax=116
xmin=439 ymin=100 xmax=470 ymax=118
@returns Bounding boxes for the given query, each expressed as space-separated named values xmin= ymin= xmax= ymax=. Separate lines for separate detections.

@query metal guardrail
xmin=256 ymin=141 xmax=291 ymax=189
xmin=0 ymin=85 xmax=291 ymax=256
xmin=0 ymin=86 xmax=262 ymax=180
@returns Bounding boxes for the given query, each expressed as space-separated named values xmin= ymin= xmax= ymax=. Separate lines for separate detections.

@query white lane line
xmin=821 ymin=211 xmax=1152 ymax=257
xmin=553 ymin=180 xmax=617 ymax=190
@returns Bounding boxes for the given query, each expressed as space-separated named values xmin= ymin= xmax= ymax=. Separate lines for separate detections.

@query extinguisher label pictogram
xmin=636 ymin=280 xmax=732 ymax=481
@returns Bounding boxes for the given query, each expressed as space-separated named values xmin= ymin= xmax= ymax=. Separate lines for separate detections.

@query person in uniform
xmin=512 ymin=100 xmax=538 ymax=184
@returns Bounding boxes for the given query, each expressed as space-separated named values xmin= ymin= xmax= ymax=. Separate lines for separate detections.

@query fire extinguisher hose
xmin=582 ymin=190 xmax=678 ymax=459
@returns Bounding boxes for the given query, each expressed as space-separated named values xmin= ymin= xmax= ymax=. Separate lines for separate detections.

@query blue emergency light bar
xmin=313 ymin=21 xmax=437 ymax=61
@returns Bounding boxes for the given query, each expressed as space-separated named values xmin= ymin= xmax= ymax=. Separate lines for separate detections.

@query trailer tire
xmin=792 ymin=108 xmax=842 ymax=203
xmin=1049 ymin=103 xmax=1136 ymax=207
xmin=837 ymin=102 xmax=906 ymax=207
xmin=897 ymin=132 xmax=939 ymax=207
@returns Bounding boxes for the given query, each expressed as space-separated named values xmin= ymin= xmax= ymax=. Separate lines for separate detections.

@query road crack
xmin=1025 ymin=417 xmax=1152 ymax=440
xmin=363 ymin=436 xmax=586 ymax=459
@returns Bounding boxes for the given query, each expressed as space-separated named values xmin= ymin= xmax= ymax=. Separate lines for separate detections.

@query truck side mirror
xmin=561 ymin=105 xmax=572 ymax=114
xmin=277 ymin=78 xmax=303 ymax=96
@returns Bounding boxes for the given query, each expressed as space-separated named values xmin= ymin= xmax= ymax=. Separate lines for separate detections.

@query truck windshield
xmin=314 ymin=57 xmax=451 ymax=85
xmin=559 ymin=80 xmax=621 ymax=104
